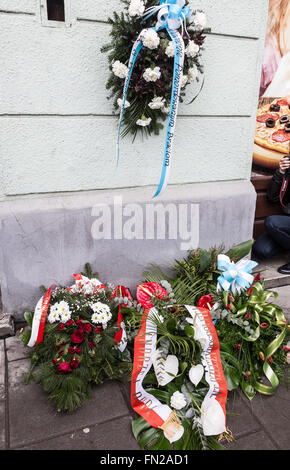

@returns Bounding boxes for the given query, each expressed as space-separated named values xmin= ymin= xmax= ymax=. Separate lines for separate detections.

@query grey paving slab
xmin=19 ymin=415 xmax=140 ymax=450
xmin=254 ymin=254 xmax=290 ymax=289
xmin=225 ymin=430 xmax=277 ymax=450
xmin=0 ymin=401 xmax=5 ymax=450
xmin=8 ymin=359 xmax=131 ymax=448
xmin=0 ymin=340 xmax=5 ymax=400
xmin=5 ymin=334 xmax=28 ymax=362
xmin=239 ymin=384 xmax=290 ymax=450
xmin=226 ymin=391 xmax=261 ymax=438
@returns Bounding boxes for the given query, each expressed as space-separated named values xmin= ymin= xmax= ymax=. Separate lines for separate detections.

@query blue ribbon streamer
xmin=117 ymin=0 xmax=189 ymax=198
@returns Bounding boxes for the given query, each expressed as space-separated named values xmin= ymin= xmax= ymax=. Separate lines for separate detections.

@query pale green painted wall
xmin=0 ymin=0 xmax=269 ymax=197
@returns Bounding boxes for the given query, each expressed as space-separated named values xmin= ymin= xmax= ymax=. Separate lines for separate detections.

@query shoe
xmin=277 ymin=262 xmax=290 ymax=275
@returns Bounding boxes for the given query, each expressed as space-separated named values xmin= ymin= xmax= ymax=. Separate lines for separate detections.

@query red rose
xmin=88 ymin=341 xmax=95 ymax=349
xmin=70 ymin=359 xmax=79 ymax=369
xmin=57 ymin=362 xmax=72 ymax=374
xmin=66 ymin=319 xmax=74 ymax=326
xmin=197 ymin=295 xmax=214 ymax=309
xmin=94 ymin=326 xmax=102 ymax=334
xmin=136 ymin=282 xmax=168 ymax=309
xmin=71 ymin=329 xmax=85 ymax=344
xmin=82 ymin=323 xmax=92 ymax=333
xmin=260 ymin=323 xmax=269 ymax=329
xmin=58 ymin=323 xmax=65 ymax=331
xmin=52 ymin=359 xmax=58 ymax=366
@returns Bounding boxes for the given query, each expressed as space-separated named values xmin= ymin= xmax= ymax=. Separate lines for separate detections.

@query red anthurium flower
xmin=197 ymin=295 xmax=213 ymax=309
xmin=260 ymin=323 xmax=269 ymax=329
xmin=71 ymin=329 xmax=85 ymax=344
xmin=70 ymin=359 xmax=79 ymax=369
xmin=88 ymin=341 xmax=95 ymax=350
xmin=58 ymin=323 xmax=65 ymax=331
xmin=57 ymin=362 xmax=72 ymax=374
xmin=110 ymin=285 xmax=133 ymax=306
xmin=136 ymin=282 xmax=168 ymax=309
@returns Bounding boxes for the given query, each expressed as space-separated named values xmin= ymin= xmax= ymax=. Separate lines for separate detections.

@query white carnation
xmin=181 ymin=75 xmax=188 ymax=88
xmin=142 ymin=29 xmax=160 ymax=50
xmin=193 ymin=11 xmax=207 ymax=30
xmin=136 ymin=116 xmax=152 ymax=127
xmin=148 ymin=96 xmax=165 ymax=110
xmin=162 ymin=104 xmax=170 ymax=114
xmin=143 ymin=66 xmax=161 ymax=82
xmin=170 ymin=391 xmax=187 ymax=410
xmin=165 ymin=41 xmax=175 ymax=57
xmin=117 ymin=98 xmax=130 ymax=109
xmin=48 ymin=303 xmax=60 ymax=323
xmin=185 ymin=41 xmax=199 ymax=58
xmin=112 ymin=60 xmax=128 ymax=79
xmin=128 ymin=0 xmax=145 ymax=17
xmin=188 ymin=65 xmax=198 ymax=82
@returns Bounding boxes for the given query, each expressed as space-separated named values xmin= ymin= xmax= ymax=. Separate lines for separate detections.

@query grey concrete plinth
xmin=0 ymin=314 xmax=14 ymax=338
xmin=271 ymin=286 xmax=290 ymax=320
xmin=0 ymin=181 xmax=256 ymax=320
xmin=5 ymin=333 xmax=28 ymax=362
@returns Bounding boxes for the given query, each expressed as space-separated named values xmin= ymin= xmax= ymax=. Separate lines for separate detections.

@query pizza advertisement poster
xmin=253 ymin=0 xmax=290 ymax=170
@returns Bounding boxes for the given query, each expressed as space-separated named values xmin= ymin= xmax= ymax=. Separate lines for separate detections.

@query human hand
xmin=279 ymin=156 xmax=290 ymax=174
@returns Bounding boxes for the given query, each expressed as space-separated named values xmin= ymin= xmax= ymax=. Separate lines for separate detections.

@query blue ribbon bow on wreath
xmin=117 ymin=0 xmax=191 ymax=198
xmin=217 ymin=254 xmax=259 ymax=294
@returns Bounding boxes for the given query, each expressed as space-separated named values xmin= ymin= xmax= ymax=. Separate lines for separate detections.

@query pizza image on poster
xmin=254 ymin=96 xmax=290 ymax=168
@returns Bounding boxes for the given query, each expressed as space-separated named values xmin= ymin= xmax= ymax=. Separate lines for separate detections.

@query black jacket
xmin=267 ymin=170 xmax=290 ymax=205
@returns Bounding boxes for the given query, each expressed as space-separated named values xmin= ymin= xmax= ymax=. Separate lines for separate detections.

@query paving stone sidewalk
xmin=0 ymin=261 xmax=289 ymax=451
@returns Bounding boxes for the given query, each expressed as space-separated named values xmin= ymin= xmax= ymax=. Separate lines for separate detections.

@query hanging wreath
xmin=101 ymin=0 xmax=209 ymax=139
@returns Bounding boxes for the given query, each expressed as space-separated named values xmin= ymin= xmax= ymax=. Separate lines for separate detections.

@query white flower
xmin=117 ymin=98 xmax=130 ymax=109
xmin=112 ymin=61 xmax=128 ymax=79
xmin=287 ymin=352 xmax=290 ymax=365
xmin=128 ymin=0 xmax=145 ymax=17
xmin=91 ymin=312 xmax=100 ymax=324
xmin=136 ymin=116 xmax=152 ymax=127
xmin=170 ymin=391 xmax=187 ymax=410
xmin=188 ymin=65 xmax=198 ymax=82
xmin=143 ymin=66 xmax=161 ymax=82
xmin=142 ymin=29 xmax=160 ymax=50
xmin=162 ymin=104 xmax=170 ymax=114
xmin=57 ymin=300 xmax=71 ymax=323
xmin=181 ymin=75 xmax=188 ymax=88
xmin=83 ymin=282 xmax=94 ymax=295
xmin=189 ymin=364 xmax=204 ymax=386
xmin=185 ymin=41 xmax=199 ymax=58
xmin=193 ymin=11 xmax=207 ymax=30
xmin=48 ymin=303 xmax=60 ymax=323
xmin=148 ymin=96 xmax=165 ymax=110
xmin=165 ymin=41 xmax=175 ymax=57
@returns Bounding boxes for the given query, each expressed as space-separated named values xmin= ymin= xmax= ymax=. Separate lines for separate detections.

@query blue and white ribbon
xmin=117 ymin=0 xmax=190 ymax=197
xmin=217 ymin=254 xmax=258 ymax=294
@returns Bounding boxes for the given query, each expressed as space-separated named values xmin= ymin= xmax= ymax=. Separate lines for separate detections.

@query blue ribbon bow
xmin=217 ymin=254 xmax=258 ymax=294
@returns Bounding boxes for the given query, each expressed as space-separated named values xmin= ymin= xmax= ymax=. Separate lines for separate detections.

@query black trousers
xmin=252 ymin=215 xmax=290 ymax=259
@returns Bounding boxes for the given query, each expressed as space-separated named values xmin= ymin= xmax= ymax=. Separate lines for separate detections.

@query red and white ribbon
xmin=131 ymin=304 xmax=227 ymax=441
xmin=27 ymin=287 xmax=52 ymax=347
xmin=185 ymin=305 xmax=227 ymax=435
xmin=131 ymin=307 xmax=184 ymax=443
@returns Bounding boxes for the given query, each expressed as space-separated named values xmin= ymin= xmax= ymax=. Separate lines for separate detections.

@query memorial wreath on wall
xmin=101 ymin=0 xmax=210 ymax=196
